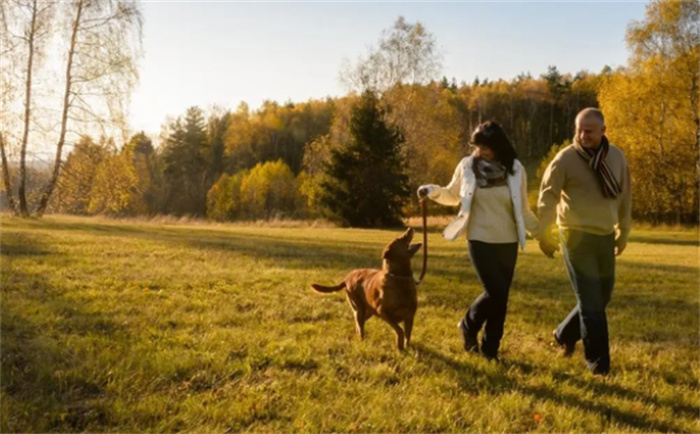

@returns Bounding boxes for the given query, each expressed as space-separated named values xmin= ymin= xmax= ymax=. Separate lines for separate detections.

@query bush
xmin=206 ymin=160 xmax=300 ymax=221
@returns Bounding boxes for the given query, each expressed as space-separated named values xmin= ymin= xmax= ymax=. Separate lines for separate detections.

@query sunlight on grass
xmin=1 ymin=215 xmax=698 ymax=432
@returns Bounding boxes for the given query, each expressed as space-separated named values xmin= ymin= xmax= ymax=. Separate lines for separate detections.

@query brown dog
xmin=311 ymin=228 xmax=422 ymax=350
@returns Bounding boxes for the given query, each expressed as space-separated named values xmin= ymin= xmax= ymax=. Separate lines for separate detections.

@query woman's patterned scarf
xmin=473 ymin=157 xmax=507 ymax=188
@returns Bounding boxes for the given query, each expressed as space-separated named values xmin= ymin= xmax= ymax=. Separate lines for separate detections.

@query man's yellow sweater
xmin=538 ymin=143 xmax=632 ymax=243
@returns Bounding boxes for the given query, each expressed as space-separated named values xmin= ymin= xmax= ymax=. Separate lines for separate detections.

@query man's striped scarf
xmin=574 ymin=136 xmax=621 ymax=199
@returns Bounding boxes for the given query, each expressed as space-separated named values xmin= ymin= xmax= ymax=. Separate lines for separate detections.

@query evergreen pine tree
xmin=321 ymin=91 xmax=409 ymax=227
xmin=162 ymin=107 xmax=209 ymax=216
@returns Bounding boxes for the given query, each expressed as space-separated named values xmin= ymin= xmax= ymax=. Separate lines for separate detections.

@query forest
xmin=2 ymin=0 xmax=698 ymax=226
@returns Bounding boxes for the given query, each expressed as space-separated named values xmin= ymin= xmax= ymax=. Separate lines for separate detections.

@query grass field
xmin=1 ymin=214 xmax=698 ymax=433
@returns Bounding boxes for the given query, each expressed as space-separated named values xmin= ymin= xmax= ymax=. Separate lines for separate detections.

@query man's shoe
xmin=552 ymin=329 xmax=575 ymax=357
xmin=458 ymin=320 xmax=479 ymax=353
xmin=589 ymin=361 xmax=610 ymax=377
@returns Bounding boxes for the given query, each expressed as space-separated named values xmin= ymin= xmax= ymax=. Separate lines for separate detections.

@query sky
xmin=129 ymin=1 xmax=649 ymax=138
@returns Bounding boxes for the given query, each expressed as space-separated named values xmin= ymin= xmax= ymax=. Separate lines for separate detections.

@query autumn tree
xmin=123 ymin=131 xmax=155 ymax=213
xmin=599 ymin=0 xmax=699 ymax=224
xmin=383 ymin=82 xmax=465 ymax=214
xmin=299 ymin=133 xmax=335 ymax=218
xmin=340 ymin=16 xmax=442 ymax=93
xmin=206 ymin=171 xmax=247 ymax=221
xmin=238 ymin=160 xmax=298 ymax=220
xmin=55 ymin=135 xmax=108 ymax=214
xmin=223 ymin=99 xmax=334 ymax=175
xmin=88 ymin=147 xmax=145 ymax=216
xmin=206 ymin=160 xmax=299 ymax=221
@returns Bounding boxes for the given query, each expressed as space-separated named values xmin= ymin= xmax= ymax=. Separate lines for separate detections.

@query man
xmin=537 ymin=107 xmax=631 ymax=376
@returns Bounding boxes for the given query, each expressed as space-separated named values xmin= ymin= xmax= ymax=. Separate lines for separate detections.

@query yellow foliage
xmin=87 ymin=149 xmax=144 ymax=216
xmin=599 ymin=0 xmax=699 ymax=223
xmin=207 ymin=160 xmax=300 ymax=221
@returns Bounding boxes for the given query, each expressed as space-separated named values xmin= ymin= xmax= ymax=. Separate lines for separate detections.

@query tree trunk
xmin=548 ymin=101 xmax=554 ymax=148
xmin=36 ymin=0 xmax=83 ymax=217
xmin=18 ymin=0 xmax=38 ymax=217
xmin=0 ymin=132 xmax=18 ymax=215
xmin=509 ymin=91 xmax=514 ymax=133
xmin=690 ymin=68 xmax=700 ymax=204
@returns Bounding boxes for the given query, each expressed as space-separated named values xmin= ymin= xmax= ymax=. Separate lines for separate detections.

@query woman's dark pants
xmin=461 ymin=240 xmax=518 ymax=358
xmin=555 ymin=229 xmax=615 ymax=375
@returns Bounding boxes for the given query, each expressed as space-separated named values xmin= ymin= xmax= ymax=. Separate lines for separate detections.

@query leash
xmin=414 ymin=198 xmax=428 ymax=286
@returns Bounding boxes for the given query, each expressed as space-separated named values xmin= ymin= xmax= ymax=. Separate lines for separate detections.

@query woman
xmin=418 ymin=121 xmax=538 ymax=360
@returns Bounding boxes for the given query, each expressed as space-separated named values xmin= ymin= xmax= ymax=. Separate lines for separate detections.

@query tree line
xmin=2 ymin=0 xmax=697 ymax=226
xmin=43 ymin=71 xmax=600 ymax=223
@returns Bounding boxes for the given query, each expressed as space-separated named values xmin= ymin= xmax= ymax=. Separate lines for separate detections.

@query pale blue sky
xmin=129 ymin=1 xmax=649 ymax=136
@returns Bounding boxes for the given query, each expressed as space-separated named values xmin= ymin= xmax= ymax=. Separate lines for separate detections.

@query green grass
xmin=1 ymin=214 xmax=698 ymax=433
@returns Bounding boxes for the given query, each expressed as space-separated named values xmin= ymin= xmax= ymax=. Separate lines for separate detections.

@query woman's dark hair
xmin=470 ymin=120 xmax=517 ymax=174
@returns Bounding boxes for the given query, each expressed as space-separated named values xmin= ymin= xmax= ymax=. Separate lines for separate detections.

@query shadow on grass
xmin=520 ymin=382 xmax=688 ymax=433
xmin=16 ymin=218 xmax=385 ymax=271
xmin=553 ymin=372 xmax=700 ymax=421
xmin=1 ymin=307 xmax=113 ymax=432
xmin=412 ymin=343 xmax=691 ymax=432
xmin=619 ymin=259 xmax=700 ymax=277
xmin=1 ymin=238 xmax=120 ymax=432
xmin=412 ymin=342 xmax=689 ymax=432
xmin=0 ymin=232 xmax=55 ymax=257
xmin=411 ymin=342 xmax=518 ymax=394
xmin=628 ymin=234 xmax=698 ymax=247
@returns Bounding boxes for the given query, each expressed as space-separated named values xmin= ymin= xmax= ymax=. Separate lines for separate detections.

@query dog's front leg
xmin=382 ymin=317 xmax=405 ymax=351
xmin=403 ymin=316 xmax=414 ymax=348
xmin=346 ymin=292 xmax=368 ymax=340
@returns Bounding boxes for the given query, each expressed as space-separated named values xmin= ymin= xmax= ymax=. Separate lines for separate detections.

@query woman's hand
xmin=417 ymin=185 xmax=433 ymax=198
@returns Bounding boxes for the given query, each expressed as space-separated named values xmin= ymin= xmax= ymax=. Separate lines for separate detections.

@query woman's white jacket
xmin=424 ymin=156 xmax=538 ymax=249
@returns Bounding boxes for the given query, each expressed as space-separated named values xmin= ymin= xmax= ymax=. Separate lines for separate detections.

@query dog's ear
xmin=408 ymin=243 xmax=422 ymax=257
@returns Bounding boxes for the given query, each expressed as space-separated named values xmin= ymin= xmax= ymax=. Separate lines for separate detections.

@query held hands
xmin=538 ymin=235 xmax=559 ymax=259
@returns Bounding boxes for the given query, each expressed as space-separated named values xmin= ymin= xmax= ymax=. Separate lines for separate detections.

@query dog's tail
xmin=310 ymin=282 xmax=346 ymax=293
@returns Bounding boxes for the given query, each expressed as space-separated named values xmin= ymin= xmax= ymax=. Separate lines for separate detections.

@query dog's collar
xmin=386 ymin=272 xmax=414 ymax=280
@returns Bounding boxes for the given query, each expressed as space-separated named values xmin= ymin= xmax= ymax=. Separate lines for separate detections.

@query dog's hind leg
xmin=346 ymin=294 xmax=366 ymax=340
xmin=353 ymin=308 xmax=367 ymax=340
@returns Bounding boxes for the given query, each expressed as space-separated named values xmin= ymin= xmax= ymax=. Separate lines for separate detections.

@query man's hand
xmin=539 ymin=236 xmax=559 ymax=258
xmin=615 ymin=239 xmax=627 ymax=256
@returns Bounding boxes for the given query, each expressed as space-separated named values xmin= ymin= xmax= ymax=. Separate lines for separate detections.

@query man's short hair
xmin=576 ymin=107 xmax=605 ymax=126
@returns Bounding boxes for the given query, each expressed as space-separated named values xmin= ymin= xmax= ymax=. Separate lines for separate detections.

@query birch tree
xmin=340 ymin=16 xmax=442 ymax=94
xmin=0 ymin=0 xmax=143 ymax=217
xmin=1 ymin=0 xmax=55 ymax=216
